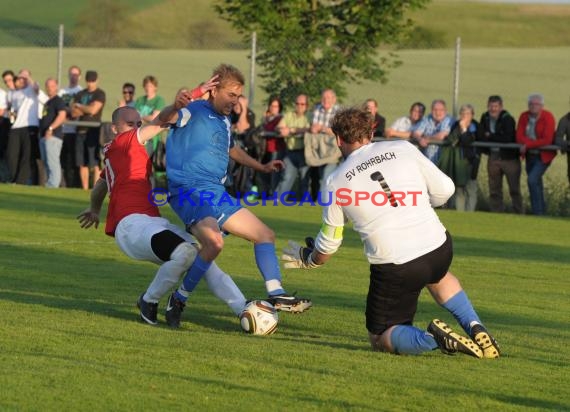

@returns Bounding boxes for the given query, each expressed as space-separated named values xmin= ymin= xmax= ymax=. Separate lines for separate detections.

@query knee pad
xmin=170 ymin=242 xmax=198 ymax=269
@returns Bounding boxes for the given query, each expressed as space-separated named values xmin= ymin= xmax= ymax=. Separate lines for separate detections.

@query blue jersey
xmin=166 ymin=100 xmax=234 ymax=191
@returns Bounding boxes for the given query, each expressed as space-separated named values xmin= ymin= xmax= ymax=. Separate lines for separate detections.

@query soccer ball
xmin=239 ymin=300 xmax=279 ymax=335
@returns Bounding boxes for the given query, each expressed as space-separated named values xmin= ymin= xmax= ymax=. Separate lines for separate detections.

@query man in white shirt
xmin=59 ymin=65 xmax=83 ymax=188
xmin=283 ymin=107 xmax=500 ymax=359
xmin=6 ymin=69 xmax=40 ymax=184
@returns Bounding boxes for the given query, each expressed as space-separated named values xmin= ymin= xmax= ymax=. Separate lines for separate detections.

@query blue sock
xmin=175 ymin=255 xmax=211 ymax=302
xmin=390 ymin=325 xmax=438 ymax=355
xmin=442 ymin=291 xmax=482 ymax=335
xmin=254 ymin=243 xmax=285 ymax=296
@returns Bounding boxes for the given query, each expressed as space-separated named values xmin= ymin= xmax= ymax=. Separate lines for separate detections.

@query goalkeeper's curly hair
xmin=331 ymin=107 xmax=374 ymax=144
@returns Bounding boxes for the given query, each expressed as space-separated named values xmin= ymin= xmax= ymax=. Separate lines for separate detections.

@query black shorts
xmin=365 ymin=231 xmax=453 ymax=335
xmin=75 ymin=128 xmax=101 ymax=168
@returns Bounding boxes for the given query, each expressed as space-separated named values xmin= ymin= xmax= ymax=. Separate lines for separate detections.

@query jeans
xmin=40 ymin=136 xmax=63 ymax=188
xmin=525 ymin=154 xmax=550 ymax=215
xmin=487 ymin=155 xmax=523 ymax=213
xmin=257 ymin=150 xmax=285 ymax=196
xmin=7 ymin=126 xmax=31 ymax=184
xmin=319 ymin=162 xmax=338 ymax=194
xmin=275 ymin=150 xmax=309 ymax=198
xmin=454 ymin=179 xmax=478 ymax=211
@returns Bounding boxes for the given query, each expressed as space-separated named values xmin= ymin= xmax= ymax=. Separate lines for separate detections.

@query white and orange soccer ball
xmin=239 ymin=300 xmax=278 ymax=335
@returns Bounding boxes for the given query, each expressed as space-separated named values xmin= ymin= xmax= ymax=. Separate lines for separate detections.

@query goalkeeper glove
xmin=282 ymin=237 xmax=322 ymax=269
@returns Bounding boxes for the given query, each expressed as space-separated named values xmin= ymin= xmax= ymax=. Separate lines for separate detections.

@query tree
xmin=215 ymin=0 xmax=429 ymax=105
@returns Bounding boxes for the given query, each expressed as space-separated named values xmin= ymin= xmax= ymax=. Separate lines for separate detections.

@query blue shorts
xmin=169 ymin=187 xmax=242 ymax=229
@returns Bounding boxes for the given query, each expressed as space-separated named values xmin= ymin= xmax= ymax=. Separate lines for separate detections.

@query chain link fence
xmin=0 ymin=24 xmax=568 ymax=215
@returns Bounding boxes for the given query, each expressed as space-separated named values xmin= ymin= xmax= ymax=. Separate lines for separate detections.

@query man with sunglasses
xmin=119 ymin=83 xmax=136 ymax=108
xmin=78 ymin=78 xmax=248 ymax=326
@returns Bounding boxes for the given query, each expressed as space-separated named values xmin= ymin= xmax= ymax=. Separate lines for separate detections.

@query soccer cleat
xmin=165 ymin=293 xmax=185 ymax=328
xmin=137 ymin=294 xmax=158 ymax=325
xmin=266 ymin=293 xmax=312 ymax=313
xmin=470 ymin=323 xmax=501 ymax=358
xmin=427 ymin=319 xmax=483 ymax=358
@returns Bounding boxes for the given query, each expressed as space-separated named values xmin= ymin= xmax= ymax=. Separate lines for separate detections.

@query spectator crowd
xmin=1 ymin=65 xmax=568 ymax=216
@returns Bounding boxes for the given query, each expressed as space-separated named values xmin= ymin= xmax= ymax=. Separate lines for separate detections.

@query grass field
xmin=0 ymin=184 xmax=569 ymax=410
xmin=1 ymin=46 xmax=569 ymax=122
xmin=2 ymin=0 xmax=570 ymax=49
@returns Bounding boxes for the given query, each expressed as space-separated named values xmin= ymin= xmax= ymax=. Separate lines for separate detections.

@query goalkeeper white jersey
xmin=317 ymin=140 xmax=455 ymax=265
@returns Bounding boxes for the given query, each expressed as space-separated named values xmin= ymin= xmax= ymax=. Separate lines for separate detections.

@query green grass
xmin=2 ymin=0 xmax=570 ymax=48
xmin=0 ymin=184 xmax=569 ymax=410
xmin=410 ymin=1 xmax=570 ymax=48
xmin=0 ymin=0 xmax=162 ymax=46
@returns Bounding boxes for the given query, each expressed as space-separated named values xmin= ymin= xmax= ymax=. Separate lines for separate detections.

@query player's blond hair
xmin=212 ymin=64 xmax=245 ymax=89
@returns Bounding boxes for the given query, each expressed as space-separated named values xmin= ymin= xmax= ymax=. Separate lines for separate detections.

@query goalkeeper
xmin=282 ymin=107 xmax=500 ymax=359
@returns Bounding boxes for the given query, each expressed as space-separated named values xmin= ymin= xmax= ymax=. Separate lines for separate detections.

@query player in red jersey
xmin=78 ymin=79 xmax=248 ymax=327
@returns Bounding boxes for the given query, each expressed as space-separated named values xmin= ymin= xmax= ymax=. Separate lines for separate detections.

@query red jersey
xmin=101 ymin=128 xmax=160 ymax=236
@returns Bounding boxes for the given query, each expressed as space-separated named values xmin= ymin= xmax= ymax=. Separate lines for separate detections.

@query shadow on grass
xmin=0 ymin=191 xmax=91 ymax=220
xmin=1 ymin=226 xmax=568 ymax=351
xmin=453 ymin=235 xmax=570 ymax=264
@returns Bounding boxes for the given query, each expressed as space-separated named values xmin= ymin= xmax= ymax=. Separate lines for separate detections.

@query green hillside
xmin=409 ymin=1 xmax=570 ymax=48
xmin=1 ymin=0 xmax=570 ymax=48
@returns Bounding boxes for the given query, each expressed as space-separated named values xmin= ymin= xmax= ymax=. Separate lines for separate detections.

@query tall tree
xmin=215 ymin=0 xmax=429 ymax=105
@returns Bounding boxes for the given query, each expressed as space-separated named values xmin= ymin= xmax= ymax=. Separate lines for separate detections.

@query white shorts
xmin=114 ymin=214 xmax=194 ymax=264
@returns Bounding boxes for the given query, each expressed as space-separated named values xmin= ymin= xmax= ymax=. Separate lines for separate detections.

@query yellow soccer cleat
xmin=428 ymin=319 xmax=483 ymax=359
xmin=470 ymin=323 xmax=501 ymax=359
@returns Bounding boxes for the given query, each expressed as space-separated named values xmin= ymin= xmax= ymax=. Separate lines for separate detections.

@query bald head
xmin=112 ymin=106 xmax=142 ymax=134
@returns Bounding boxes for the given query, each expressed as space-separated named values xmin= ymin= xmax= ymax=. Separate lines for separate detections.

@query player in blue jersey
xmin=161 ymin=64 xmax=311 ymax=327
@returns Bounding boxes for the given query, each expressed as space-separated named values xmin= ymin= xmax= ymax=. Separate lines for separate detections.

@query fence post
xmin=57 ymin=24 xmax=64 ymax=87
xmin=452 ymin=37 xmax=461 ymax=118
xmin=249 ymin=31 xmax=257 ymax=109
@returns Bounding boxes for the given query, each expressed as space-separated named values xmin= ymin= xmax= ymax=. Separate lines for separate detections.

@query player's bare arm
xmin=77 ymin=178 xmax=108 ymax=229
xmin=229 ymin=144 xmax=285 ymax=173
xmin=156 ymin=76 xmax=220 ymax=126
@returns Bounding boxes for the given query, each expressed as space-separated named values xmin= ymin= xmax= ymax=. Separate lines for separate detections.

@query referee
xmin=283 ymin=107 xmax=500 ymax=358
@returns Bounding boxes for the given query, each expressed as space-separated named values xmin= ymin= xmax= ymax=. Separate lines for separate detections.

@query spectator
xmin=59 ymin=65 xmax=83 ymax=188
xmin=2 ymin=70 xmax=15 ymax=93
xmin=118 ymin=82 xmax=136 ymax=108
xmin=516 ymin=93 xmax=556 ymax=216
xmin=258 ymin=96 xmax=284 ymax=196
xmin=479 ymin=95 xmax=522 ymax=214
xmin=39 ymin=78 xmax=67 ymax=188
xmin=134 ymin=75 xmax=165 ymax=157
xmin=385 ymin=102 xmax=425 ymax=139
xmin=231 ymin=95 xmax=255 ymax=137
xmin=413 ymin=99 xmax=454 ymax=164
xmin=307 ymin=88 xmax=341 ymax=196
xmin=439 ymin=104 xmax=480 ymax=211
xmin=72 ymin=70 xmax=106 ymax=190
xmin=555 ymin=100 xmax=570 ymax=186
xmin=227 ymin=94 xmax=257 ymax=196
xmin=275 ymin=94 xmax=311 ymax=200
xmin=364 ymin=98 xmax=386 ymax=138
xmin=6 ymin=69 xmax=40 ymax=184
xmin=0 ymin=70 xmax=16 ymax=182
